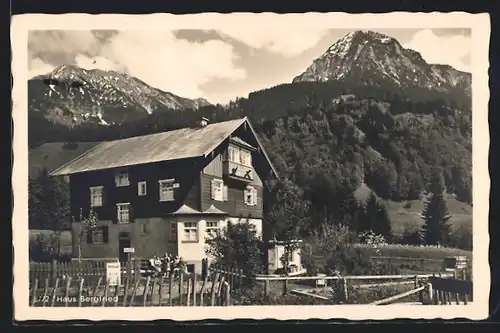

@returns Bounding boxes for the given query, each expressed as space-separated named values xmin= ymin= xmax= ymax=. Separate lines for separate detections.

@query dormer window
xmin=159 ymin=179 xmax=175 ymax=202
xmin=228 ymin=145 xmax=252 ymax=167
xmin=115 ymin=170 xmax=130 ymax=187
xmin=240 ymin=150 xmax=252 ymax=167
xmin=228 ymin=146 xmax=240 ymax=164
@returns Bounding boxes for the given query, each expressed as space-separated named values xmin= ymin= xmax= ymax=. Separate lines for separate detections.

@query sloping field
xmin=354 ymin=183 xmax=472 ymax=237
xmin=29 ymin=141 xmax=101 ymax=179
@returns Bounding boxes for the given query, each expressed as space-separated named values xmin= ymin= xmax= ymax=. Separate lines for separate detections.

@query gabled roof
xmin=170 ymin=204 xmax=202 ymax=216
xmin=203 ymin=205 xmax=229 ymax=216
xmin=50 ymin=117 xmax=278 ymax=178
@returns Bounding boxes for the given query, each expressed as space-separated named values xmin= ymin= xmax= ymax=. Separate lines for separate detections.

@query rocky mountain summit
xmin=293 ymin=30 xmax=471 ymax=97
xmin=28 ymin=65 xmax=211 ymax=127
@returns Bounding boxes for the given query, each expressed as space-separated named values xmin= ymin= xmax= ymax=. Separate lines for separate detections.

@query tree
xmin=421 ymin=169 xmax=452 ymax=246
xmin=373 ymin=201 xmax=392 ymax=242
xmin=358 ymin=191 xmax=392 ymax=241
xmin=359 ymin=192 xmax=378 ymax=233
xmin=28 ymin=169 xmax=70 ymax=258
xmin=76 ymin=208 xmax=98 ymax=263
xmin=28 ymin=169 xmax=70 ymax=231
xmin=205 ymin=220 xmax=265 ymax=276
xmin=267 ymin=178 xmax=310 ymax=275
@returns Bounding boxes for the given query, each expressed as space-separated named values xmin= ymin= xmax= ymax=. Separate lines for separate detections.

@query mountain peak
xmin=293 ymin=30 xmax=471 ymax=97
xmin=28 ymin=64 xmax=212 ymax=127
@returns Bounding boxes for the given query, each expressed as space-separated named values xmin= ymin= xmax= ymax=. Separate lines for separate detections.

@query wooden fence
xmin=208 ymin=264 xmax=249 ymax=288
xmin=254 ymin=273 xmax=455 ymax=299
xmin=427 ymin=276 xmax=472 ymax=305
xmin=30 ymin=259 xmax=144 ymax=287
xmin=30 ymin=267 xmax=233 ymax=307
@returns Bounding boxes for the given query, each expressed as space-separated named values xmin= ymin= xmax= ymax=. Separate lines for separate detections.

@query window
xmin=183 ymin=222 xmax=198 ymax=242
xmin=228 ymin=145 xmax=252 ymax=167
xmin=90 ymin=186 xmax=103 ymax=207
xmin=239 ymin=150 xmax=252 ymax=167
xmin=140 ymin=222 xmax=148 ymax=235
xmin=115 ymin=171 xmax=130 ymax=187
xmin=138 ymin=181 xmax=147 ymax=196
xmin=170 ymin=222 xmax=177 ymax=239
xmin=206 ymin=221 xmax=219 ymax=237
xmin=91 ymin=229 xmax=104 ymax=244
xmin=244 ymin=186 xmax=258 ymax=206
xmin=116 ymin=203 xmax=130 ymax=223
xmin=87 ymin=226 xmax=108 ymax=244
xmin=228 ymin=146 xmax=240 ymax=163
xmin=211 ymin=179 xmax=224 ymax=201
xmin=159 ymin=179 xmax=175 ymax=201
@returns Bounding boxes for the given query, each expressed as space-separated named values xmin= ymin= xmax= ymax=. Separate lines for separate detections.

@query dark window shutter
xmin=102 ymin=226 xmax=109 ymax=243
xmin=86 ymin=230 xmax=93 ymax=243
xmin=129 ymin=204 xmax=135 ymax=223
xmin=111 ymin=204 xmax=118 ymax=224
xmin=101 ymin=187 xmax=105 ymax=206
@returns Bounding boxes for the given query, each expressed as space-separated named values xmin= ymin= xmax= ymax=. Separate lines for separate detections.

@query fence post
xmin=264 ymin=280 xmax=269 ymax=297
xmin=415 ymin=277 xmax=424 ymax=303
xmin=224 ymin=281 xmax=231 ymax=306
xmin=239 ymin=268 xmax=244 ymax=286
xmin=51 ymin=259 xmax=58 ymax=287
xmin=179 ymin=272 xmax=184 ymax=305
xmin=282 ymin=278 xmax=288 ymax=296
xmin=186 ymin=274 xmax=191 ymax=306
xmin=134 ymin=258 xmax=141 ymax=284
xmin=230 ymin=267 xmax=235 ymax=290
xmin=342 ymin=278 xmax=348 ymax=302
xmin=427 ymin=282 xmax=433 ymax=303
xmin=192 ymin=273 xmax=197 ymax=306
xmin=126 ymin=254 xmax=132 ymax=285
xmin=210 ymin=273 xmax=220 ymax=306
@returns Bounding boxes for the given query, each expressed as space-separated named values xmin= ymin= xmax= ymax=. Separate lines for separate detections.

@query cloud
xmin=28 ymin=30 xmax=247 ymax=101
xmin=403 ymin=29 xmax=471 ymax=72
xmin=216 ymin=28 xmax=330 ymax=57
xmin=28 ymin=30 xmax=103 ymax=56
xmin=28 ymin=57 xmax=55 ymax=78
xmin=74 ymin=54 xmax=125 ymax=72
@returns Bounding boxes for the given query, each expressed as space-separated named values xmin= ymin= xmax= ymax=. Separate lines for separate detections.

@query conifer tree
xmin=421 ymin=168 xmax=452 ymax=246
xmin=359 ymin=191 xmax=378 ymax=232
xmin=358 ymin=191 xmax=392 ymax=241
xmin=373 ymin=201 xmax=392 ymax=242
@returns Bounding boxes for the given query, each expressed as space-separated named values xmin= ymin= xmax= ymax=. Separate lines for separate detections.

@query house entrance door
xmin=118 ymin=232 xmax=131 ymax=262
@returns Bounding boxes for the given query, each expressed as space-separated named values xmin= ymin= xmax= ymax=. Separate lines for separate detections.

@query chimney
xmin=198 ymin=117 xmax=209 ymax=128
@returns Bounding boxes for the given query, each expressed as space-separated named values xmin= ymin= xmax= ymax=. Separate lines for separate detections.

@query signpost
xmin=444 ymin=256 xmax=468 ymax=279
xmin=106 ymin=261 xmax=121 ymax=286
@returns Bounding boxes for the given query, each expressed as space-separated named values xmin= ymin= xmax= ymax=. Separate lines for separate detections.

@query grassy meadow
xmin=354 ymin=183 xmax=472 ymax=237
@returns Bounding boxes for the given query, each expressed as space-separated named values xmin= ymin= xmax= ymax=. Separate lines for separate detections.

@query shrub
xmin=358 ymin=230 xmax=388 ymax=247
xmin=29 ymin=233 xmax=72 ymax=262
xmin=205 ymin=220 xmax=266 ymax=278
xmin=400 ymin=229 xmax=424 ymax=246
xmin=305 ymin=224 xmax=399 ymax=276
xmin=448 ymin=223 xmax=472 ymax=251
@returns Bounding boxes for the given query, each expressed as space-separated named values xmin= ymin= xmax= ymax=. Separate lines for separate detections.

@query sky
xmin=28 ymin=28 xmax=471 ymax=105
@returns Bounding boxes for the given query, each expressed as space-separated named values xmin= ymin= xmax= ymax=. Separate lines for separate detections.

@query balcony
xmin=223 ymin=160 xmax=254 ymax=183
